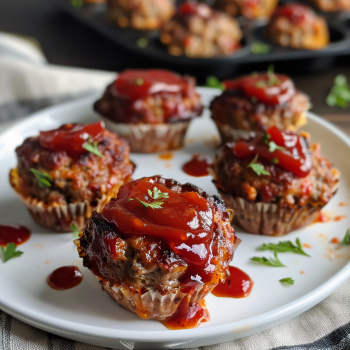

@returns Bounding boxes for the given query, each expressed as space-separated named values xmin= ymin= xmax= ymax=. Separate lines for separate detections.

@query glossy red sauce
xmin=162 ymin=296 xmax=209 ymax=330
xmin=223 ymin=73 xmax=295 ymax=105
xmin=315 ymin=212 xmax=330 ymax=223
xmin=177 ymin=1 xmax=212 ymax=18
xmin=331 ymin=237 xmax=340 ymax=244
xmin=234 ymin=126 xmax=312 ymax=177
xmin=272 ymin=4 xmax=315 ymax=25
xmin=102 ymin=177 xmax=216 ymax=284
xmin=182 ymin=154 xmax=213 ymax=177
xmin=0 ymin=224 xmax=31 ymax=246
xmin=113 ymin=69 xmax=187 ymax=100
xmin=212 ymin=266 xmax=253 ymax=298
xmin=47 ymin=266 xmax=83 ymax=291
xmin=39 ymin=121 xmax=104 ymax=158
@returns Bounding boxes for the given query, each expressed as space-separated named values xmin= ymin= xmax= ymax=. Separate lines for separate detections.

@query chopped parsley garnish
xmin=71 ymin=223 xmax=80 ymax=238
xmin=251 ymin=251 xmax=285 ymax=267
xmin=247 ymin=154 xmax=270 ymax=176
xmin=71 ymin=0 xmax=83 ymax=7
xmin=326 ymin=75 xmax=350 ymax=109
xmin=340 ymin=228 xmax=350 ymax=246
xmin=136 ymin=198 xmax=165 ymax=209
xmin=1 ymin=243 xmax=23 ymax=263
xmin=256 ymin=81 xmax=267 ymax=88
xmin=148 ymin=186 xmax=169 ymax=200
xmin=271 ymin=157 xmax=279 ymax=164
xmin=134 ymin=186 xmax=169 ymax=210
xmin=135 ymin=78 xmax=144 ymax=86
xmin=262 ymin=133 xmax=271 ymax=144
xmin=205 ymin=76 xmax=225 ymax=90
xmin=268 ymin=141 xmax=286 ymax=153
xmin=257 ymin=238 xmax=310 ymax=257
xmin=83 ymin=137 xmax=103 ymax=158
xmin=267 ymin=64 xmax=281 ymax=86
xmin=251 ymin=42 xmax=271 ymax=54
xmin=137 ymin=38 xmax=148 ymax=48
xmin=30 ymin=168 xmax=52 ymax=188
xmin=82 ymin=166 xmax=90 ymax=171
xmin=280 ymin=277 xmax=294 ymax=285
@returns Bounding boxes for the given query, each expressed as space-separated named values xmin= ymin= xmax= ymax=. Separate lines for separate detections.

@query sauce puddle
xmin=47 ymin=266 xmax=83 ymax=291
xmin=182 ymin=154 xmax=213 ymax=177
xmin=0 ymin=224 xmax=31 ymax=246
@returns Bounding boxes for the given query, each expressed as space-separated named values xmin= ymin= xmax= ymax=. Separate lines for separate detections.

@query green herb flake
xmin=30 ymin=168 xmax=52 ymax=188
xmin=340 ymin=228 xmax=350 ymax=246
xmin=280 ymin=277 xmax=294 ymax=285
xmin=326 ymin=74 xmax=350 ymax=109
xmin=135 ymin=78 xmax=144 ymax=86
xmin=83 ymin=140 xmax=103 ymax=158
xmin=271 ymin=157 xmax=279 ymax=164
xmin=251 ymin=251 xmax=285 ymax=267
xmin=205 ymin=76 xmax=225 ymax=90
xmin=71 ymin=0 xmax=83 ymax=8
xmin=247 ymin=154 xmax=270 ymax=176
xmin=82 ymin=166 xmax=90 ymax=171
xmin=262 ymin=132 xmax=271 ymax=144
xmin=148 ymin=186 xmax=169 ymax=200
xmin=257 ymin=238 xmax=311 ymax=257
xmin=136 ymin=198 xmax=165 ymax=210
xmin=1 ymin=243 xmax=23 ymax=263
xmin=268 ymin=141 xmax=286 ymax=153
xmin=251 ymin=42 xmax=271 ymax=54
xmin=71 ymin=223 xmax=80 ymax=238
xmin=266 ymin=64 xmax=281 ymax=86
xmin=256 ymin=81 xmax=267 ymax=88
xmin=137 ymin=38 xmax=148 ymax=48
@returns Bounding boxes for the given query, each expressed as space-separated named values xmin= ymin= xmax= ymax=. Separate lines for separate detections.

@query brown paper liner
xmin=101 ymin=117 xmax=190 ymax=153
xmin=219 ymin=190 xmax=321 ymax=236
xmin=9 ymin=168 xmax=126 ymax=232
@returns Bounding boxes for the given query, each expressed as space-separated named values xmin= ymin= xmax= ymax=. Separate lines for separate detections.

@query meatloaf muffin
xmin=210 ymin=71 xmax=310 ymax=143
xmin=94 ymin=69 xmax=203 ymax=153
xmin=213 ymin=126 xmax=339 ymax=236
xmin=107 ymin=0 xmax=175 ymax=30
xmin=76 ymin=176 xmax=236 ymax=328
xmin=309 ymin=0 xmax=350 ymax=11
xmin=9 ymin=122 xmax=135 ymax=232
xmin=160 ymin=1 xmax=242 ymax=58
xmin=214 ymin=0 xmax=278 ymax=19
xmin=267 ymin=3 xmax=329 ymax=50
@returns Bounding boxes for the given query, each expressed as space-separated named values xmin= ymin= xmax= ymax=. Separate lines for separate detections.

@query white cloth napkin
xmin=0 ymin=31 xmax=349 ymax=350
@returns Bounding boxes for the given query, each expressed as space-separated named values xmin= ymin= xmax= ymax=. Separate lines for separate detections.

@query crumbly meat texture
xmin=210 ymin=89 xmax=309 ymax=132
xmin=15 ymin=129 xmax=134 ymax=205
xmin=160 ymin=8 xmax=242 ymax=57
xmin=215 ymin=0 xmax=278 ymax=19
xmin=107 ymin=0 xmax=175 ymax=30
xmin=94 ymin=80 xmax=203 ymax=124
xmin=214 ymin=142 xmax=339 ymax=208
xmin=310 ymin=0 xmax=350 ymax=11
xmin=78 ymin=178 xmax=236 ymax=295
xmin=267 ymin=11 xmax=329 ymax=49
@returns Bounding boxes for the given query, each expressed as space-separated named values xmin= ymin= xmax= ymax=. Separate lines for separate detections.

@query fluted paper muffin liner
xmin=218 ymin=190 xmax=321 ymax=236
xmin=9 ymin=168 xmax=125 ymax=232
xmin=101 ymin=117 xmax=190 ymax=153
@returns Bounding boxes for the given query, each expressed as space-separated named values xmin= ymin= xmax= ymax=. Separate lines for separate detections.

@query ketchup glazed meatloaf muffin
xmin=213 ymin=126 xmax=339 ymax=236
xmin=107 ymin=0 xmax=175 ymax=30
xmin=9 ymin=122 xmax=135 ymax=232
xmin=210 ymin=70 xmax=310 ymax=143
xmin=310 ymin=0 xmax=350 ymax=11
xmin=94 ymin=69 xmax=203 ymax=153
xmin=214 ymin=0 xmax=278 ymax=19
xmin=75 ymin=176 xmax=236 ymax=328
xmin=160 ymin=1 xmax=242 ymax=58
xmin=267 ymin=4 xmax=329 ymax=50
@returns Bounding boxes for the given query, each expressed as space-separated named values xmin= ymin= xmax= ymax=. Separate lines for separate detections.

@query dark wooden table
xmin=0 ymin=0 xmax=350 ymax=132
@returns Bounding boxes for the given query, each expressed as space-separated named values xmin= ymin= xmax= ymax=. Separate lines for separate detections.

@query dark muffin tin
xmin=54 ymin=0 xmax=350 ymax=79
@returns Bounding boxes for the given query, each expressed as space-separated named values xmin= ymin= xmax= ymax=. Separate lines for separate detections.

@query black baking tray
xmin=54 ymin=0 xmax=350 ymax=79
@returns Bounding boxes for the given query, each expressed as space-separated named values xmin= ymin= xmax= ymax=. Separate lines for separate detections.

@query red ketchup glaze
xmin=182 ymin=154 xmax=213 ymax=177
xmin=223 ymin=73 xmax=295 ymax=105
xmin=102 ymin=177 xmax=216 ymax=285
xmin=39 ymin=121 xmax=104 ymax=158
xmin=162 ymin=297 xmax=210 ymax=330
xmin=177 ymin=1 xmax=213 ymax=18
xmin=315 ymin=211 xmax=330 ymax=223
xmin=234 ymin=125 xmax=312 ymax=177
xmin=113 ymin=69 xmax=187 ymax=101
xmin=47 ymin=266 xmax=83 ymax=291
xmin=0 ymin=224 xmax=31 ymax=246
xmin=212 ymin=266 xmax=253 ymax=298
xmin=272 ymin=4 xmax=315 ymax=25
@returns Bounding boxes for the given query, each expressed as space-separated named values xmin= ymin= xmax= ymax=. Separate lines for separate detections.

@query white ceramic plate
xmin=0 ymin=88 xmax=350 ymax=350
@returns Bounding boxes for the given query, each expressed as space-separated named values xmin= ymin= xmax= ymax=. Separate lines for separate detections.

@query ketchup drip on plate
xmin=0 ymin=224 xmax=31 ymax=246
xmin=212 ymin=266 xmax=253 ymax=298
xmin=47 ymin=266 xmax=83 ymax=291
xmin=234 ymin=126 xmax=312 ymax=177
xmin=102 ymin=177 xmax=216 ymax=285
xmin=223 ymin=73 xmax=295 ymax=105
xmin=39 ymin=121 xmax=104 ymax=158
xmin=182 ymin=154 xmax=213 ymax=177
xmin=272 ymin=4 xmax=315 ymax=25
